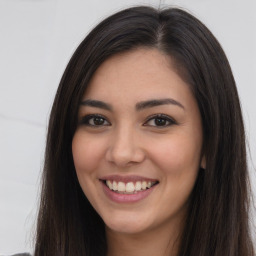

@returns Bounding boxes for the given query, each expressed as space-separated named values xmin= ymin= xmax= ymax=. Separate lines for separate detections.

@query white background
xmin=0 ymin=0 xmax=255 ymax=254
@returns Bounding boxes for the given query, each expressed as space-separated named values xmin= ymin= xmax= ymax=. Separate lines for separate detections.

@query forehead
xmin=83 ymin=48 xmax=194 ymax=108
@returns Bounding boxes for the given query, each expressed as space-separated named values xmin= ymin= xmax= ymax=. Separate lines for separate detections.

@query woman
xmin=34 ymin=5 xmax=255 ymax=256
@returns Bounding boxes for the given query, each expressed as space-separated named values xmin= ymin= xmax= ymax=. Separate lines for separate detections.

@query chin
xmin=106 ymin=221 xmax=148 ymax=235
xmin=103 ymin=211 xmax=154 ymax=235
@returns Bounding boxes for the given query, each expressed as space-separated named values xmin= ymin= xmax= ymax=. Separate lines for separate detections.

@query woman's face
xmin=72 ymin=48 xmax=205 ymax=235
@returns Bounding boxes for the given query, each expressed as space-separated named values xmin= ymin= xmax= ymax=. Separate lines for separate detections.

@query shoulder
xmin=10 ymin=254 xmax=31 ymax=256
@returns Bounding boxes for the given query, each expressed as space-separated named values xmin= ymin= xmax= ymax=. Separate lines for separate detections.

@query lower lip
xmin=102 ymin=182 xmax=157 ymax=203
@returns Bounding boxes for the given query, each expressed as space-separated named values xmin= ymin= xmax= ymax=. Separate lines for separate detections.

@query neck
xmin=106 ymin=218 xmax=184 ymax=256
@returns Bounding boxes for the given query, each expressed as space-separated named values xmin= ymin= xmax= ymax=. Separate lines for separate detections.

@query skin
xmin=72 ymin=48 xmax=205 ymax=256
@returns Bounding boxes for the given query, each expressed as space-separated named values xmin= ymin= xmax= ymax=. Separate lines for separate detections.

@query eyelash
xmin=144 ymin=114 xmax=176 ymax=127
xmin=79 ymin=114 xmax=176 ymax=127
xmin=79 ymin=114 xmax=110 ymax=127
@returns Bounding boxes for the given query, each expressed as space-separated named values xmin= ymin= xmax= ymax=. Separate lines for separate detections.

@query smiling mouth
xmin=101 ymin=180 xmax=159 ymax=194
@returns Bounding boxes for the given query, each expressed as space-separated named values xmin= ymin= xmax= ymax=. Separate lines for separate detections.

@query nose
xmin=105 ymin=125 xmax=145 ymax=167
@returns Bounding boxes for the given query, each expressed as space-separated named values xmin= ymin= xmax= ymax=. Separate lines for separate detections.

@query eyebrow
xmin=80 ymin=99 xmax=112 ymax=111
xmin=80 ymin=98 xmax=184 ymax=111
xmin=135 ymin=98 xmax=184 ymax=111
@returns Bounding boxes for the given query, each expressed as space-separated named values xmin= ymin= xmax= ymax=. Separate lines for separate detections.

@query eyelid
xmin=78 ymin=113 xmax=176 ymax=127
xmin=143 ymin=114 xmax=177 ymax=127
xmin=79 ymin=114 xmax=111 ymax=126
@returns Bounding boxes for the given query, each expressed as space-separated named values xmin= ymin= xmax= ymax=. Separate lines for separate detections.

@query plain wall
xmin=0 ymin=0 xmax=255 ymax=254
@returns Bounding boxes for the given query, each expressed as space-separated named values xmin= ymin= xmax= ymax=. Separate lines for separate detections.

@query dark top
xmin=11 ymin=254 xmax=31 ymax=256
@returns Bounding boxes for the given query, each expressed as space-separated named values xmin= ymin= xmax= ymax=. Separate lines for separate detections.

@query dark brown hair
xmin=34 ymin=6 xmax=255 ymax=256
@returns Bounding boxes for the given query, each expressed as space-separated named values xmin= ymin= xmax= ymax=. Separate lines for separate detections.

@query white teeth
xmin=126 ymin=182 xmax=135 ymax=193
xmin=113 ymin=181 xmax=118 ymax=191
xmin=105 ymin=180 xmax=157 ymax=193
xmin=106 ymin=180 xmax=113 ymax=190
xmin=117 ymin=182 xmax=126 ymax=192
xmin=141 ymin=181 xmax=147 ymax=190
xmin=135 ymin=181 xmax=142 ymax=191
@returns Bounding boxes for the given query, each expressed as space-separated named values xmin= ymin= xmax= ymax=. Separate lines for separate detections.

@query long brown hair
xmin=34 ymin=6 xmax=255 ymax=256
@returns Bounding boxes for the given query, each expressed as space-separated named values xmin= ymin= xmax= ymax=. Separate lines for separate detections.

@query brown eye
xmin=144 ymin=114 xmax=176 ymax=127
xmin=154 ymin=117 xmax=168 ymax=126
xmin=80 ymin=114 xmax=110 ymax=126
xmin=90 ymin=116 xmax=105 ymax=125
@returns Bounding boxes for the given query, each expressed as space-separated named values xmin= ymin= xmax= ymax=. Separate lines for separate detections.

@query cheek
xmin=72 ymin=132 xmax=105 ymax=175
xmin=149 ymin=133 xmax=202 ymax=177
xmin=149 ymin=135 xmax=201 ymax=214
xmin=72 ymin=132 xmax=106 ymax=208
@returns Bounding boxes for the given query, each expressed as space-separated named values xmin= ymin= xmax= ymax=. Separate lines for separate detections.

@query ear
xmin=200 ymin=155 xmax=206 ymax=169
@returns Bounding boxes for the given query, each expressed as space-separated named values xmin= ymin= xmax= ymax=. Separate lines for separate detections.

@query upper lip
xmin=99 ymin=175 xmax=159 ymax=183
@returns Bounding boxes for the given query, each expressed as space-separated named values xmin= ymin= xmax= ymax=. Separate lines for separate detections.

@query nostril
xmin=105 ymin=147 xmax=146 ymax=167
xmin=105 ymin=134 xmax=146 ymax=166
